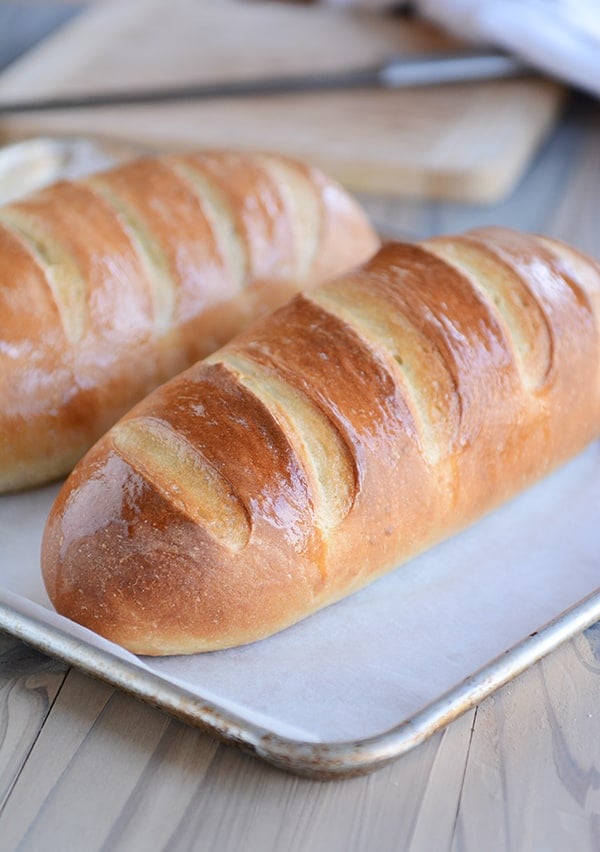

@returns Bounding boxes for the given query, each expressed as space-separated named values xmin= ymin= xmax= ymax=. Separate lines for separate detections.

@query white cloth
xmin=326 ymin=0 xmax=600 ymax=98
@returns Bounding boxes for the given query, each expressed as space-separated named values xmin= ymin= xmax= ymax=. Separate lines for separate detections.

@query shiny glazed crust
xmin=0 ymin=151 xmax=377 ymax=492
xmin=41 ymin=228 xmax=600 ymax=655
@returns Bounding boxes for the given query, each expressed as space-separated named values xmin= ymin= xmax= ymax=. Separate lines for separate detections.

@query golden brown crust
xmin=41 ymin=228 xmax=600 ymax=655
xmin=0 ymin=151 xmax=377 ymax=492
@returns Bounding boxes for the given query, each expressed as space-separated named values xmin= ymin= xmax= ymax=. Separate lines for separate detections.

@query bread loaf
xmin=41 ymin=228 xmax=600 ymax=655
xmin=0 ymin=151 xmax=377 ymax=492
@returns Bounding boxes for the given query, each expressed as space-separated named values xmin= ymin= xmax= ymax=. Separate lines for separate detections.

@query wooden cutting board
xmin=0 ymin=0 xmax=565 ymax=202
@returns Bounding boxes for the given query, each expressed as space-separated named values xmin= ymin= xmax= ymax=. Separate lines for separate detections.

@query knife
xmin=0 ymin=51 xmax=526 ymax=114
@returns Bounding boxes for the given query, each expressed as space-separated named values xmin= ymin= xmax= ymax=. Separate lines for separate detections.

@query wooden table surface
xmin=1 ymin=6 xmax=600 ymax=851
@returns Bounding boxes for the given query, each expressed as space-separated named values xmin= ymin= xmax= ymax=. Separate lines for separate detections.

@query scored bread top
xmin=0 ymin=151 xmax=377 ymax=491
xmin=41 ymin=228 xmax=600 ymax=655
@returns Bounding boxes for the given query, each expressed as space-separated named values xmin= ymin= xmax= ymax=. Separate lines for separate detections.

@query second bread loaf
xmin=0 ymin=150 xmax=377 ymax=491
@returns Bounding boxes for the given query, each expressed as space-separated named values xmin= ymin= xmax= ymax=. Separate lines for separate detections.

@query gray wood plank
xmin=453 ymin=628 xmax=600 ymax=852
xmin=0 ymin=632 xmax=66 ymax=811
xmin=0 ymin=669 xmax=154 ymax=851
xmin=158 ymin=713 xmax=473 ymax=852
xmin=3 ymin=630 xmax=600 ymax=852
xmin=0 ymin=659 xmax=474 ymax=852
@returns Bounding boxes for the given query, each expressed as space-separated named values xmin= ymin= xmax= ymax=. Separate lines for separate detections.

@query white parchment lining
xmin=1 ymin=442 xmax=598 ymax=744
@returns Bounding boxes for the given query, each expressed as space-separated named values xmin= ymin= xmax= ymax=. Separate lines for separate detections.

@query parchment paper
xmin=1 ymin=442 xmax=599 ymax=743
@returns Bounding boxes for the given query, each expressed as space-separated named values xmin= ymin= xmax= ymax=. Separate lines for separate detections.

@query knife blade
xmin=0 ymin=51 xmax=526 ymax=114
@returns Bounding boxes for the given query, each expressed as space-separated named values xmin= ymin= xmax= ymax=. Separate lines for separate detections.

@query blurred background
xmin=0 ymin=0 xmax=597 ymax=251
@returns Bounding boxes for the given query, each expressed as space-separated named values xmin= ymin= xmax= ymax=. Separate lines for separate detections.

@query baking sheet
xmin=1 ymin=136 xmax=599 ymax=776
xmin=2 ymin=443 xmax=599 ymax=749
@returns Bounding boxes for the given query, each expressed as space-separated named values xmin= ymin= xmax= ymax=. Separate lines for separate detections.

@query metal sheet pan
xmin=3 ymin=589 xmax=600 ymax=779
xmin=1 ymin=136 xmax=599 ymax=779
